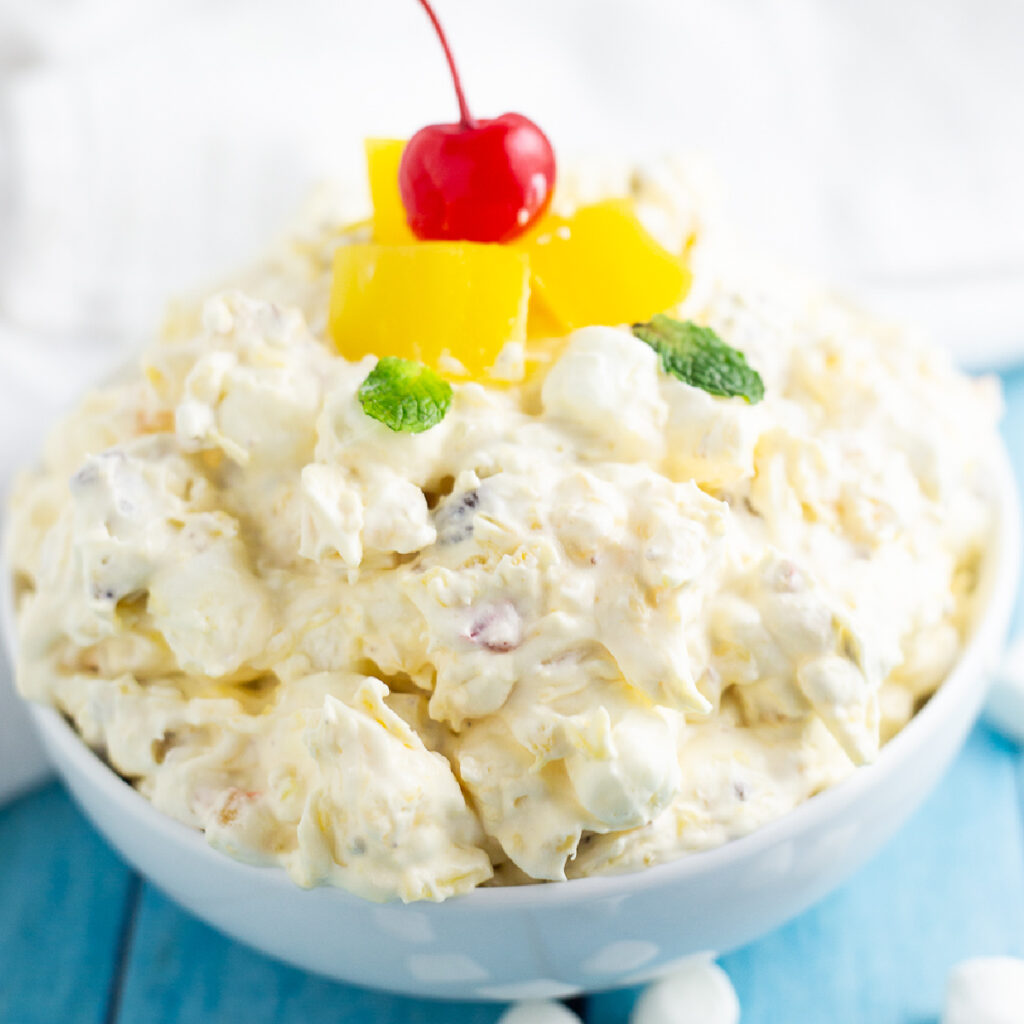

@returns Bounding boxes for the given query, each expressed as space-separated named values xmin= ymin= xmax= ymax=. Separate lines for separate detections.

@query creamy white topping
xmin=6 ymin=161 xmax=998 ymax=901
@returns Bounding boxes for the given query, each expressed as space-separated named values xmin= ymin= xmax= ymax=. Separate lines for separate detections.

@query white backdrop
xmin=1 ymin=0 xmax=1023 ymax=363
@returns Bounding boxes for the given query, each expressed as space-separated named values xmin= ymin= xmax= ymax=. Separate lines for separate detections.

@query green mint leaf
xmin=357 ymin=356 xmax=453 ymax=433
xmin=632 ymin=314 xmax=764 ymax=403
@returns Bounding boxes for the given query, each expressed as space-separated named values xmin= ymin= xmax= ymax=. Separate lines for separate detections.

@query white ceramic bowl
xmin=3 ymin=444 xmax=1020 ymax=1001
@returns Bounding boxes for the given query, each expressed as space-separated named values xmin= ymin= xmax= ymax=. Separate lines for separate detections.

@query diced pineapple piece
xmin=364 ymin=138 xmax=415 ymax=244
xmin=519 ymin=200 xmax=691 ymax=331
xmin=525 ymin=291 xmax=565 ymax=341
xmin=329 ymin=243 xmax=531 ymax=378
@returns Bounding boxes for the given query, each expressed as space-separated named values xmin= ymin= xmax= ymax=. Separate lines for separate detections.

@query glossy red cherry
xmin=399 ymin=0 xmax=556 ymax=244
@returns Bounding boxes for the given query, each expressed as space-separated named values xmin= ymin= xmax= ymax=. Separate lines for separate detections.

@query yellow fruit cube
xmin=329 ymin=243 xmax=531 ymax=377
xmin=364 ymin=138 xmax=415 ymax=244
xmin=519 ymin=200 xmax=691 ymax=331
xmin=525 ymin=291 xmax=565 ymax=341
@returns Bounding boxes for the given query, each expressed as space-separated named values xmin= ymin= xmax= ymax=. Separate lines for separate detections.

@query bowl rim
xmin=4 ymin=438 xmax=1020 ymax=911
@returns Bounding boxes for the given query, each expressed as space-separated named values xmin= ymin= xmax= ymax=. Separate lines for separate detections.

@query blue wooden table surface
xmin=3 ymin=367 xmax=1024 ymax=1024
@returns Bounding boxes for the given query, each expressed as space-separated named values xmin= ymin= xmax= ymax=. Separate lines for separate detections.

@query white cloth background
xmin=1 ymin=0 xmax=1022 ymax=799
xmin=2 ymin=0 xmax=1022 ymax=361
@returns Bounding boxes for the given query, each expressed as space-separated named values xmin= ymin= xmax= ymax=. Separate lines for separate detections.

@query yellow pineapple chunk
xmin=329 ymin=243 xmax=530 ymax=377
xmin=364 ymin=138 xmax=415 ymax=244
xmin=525 ymin=291 xmax=565 ymax=341
xmin=520 ymin=200 xmax=691 ymax=331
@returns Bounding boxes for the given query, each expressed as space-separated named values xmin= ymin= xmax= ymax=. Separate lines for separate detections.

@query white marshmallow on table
xmin=496 ymin=1001 xmax=581 ymax=1024
xmin=986 ymin=636 xmax=1024 ymax=746
xmin=630 ymin=957 xmax=740 ymax=1024
xmin=943 ymin=957 xmax=1024 ymax=1024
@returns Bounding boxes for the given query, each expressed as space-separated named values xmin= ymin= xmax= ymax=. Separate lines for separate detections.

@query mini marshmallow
xmin=943 ymin=956 xmax=1024 ymax=1024
xmin=496 ymin=1001 xmax=582 ymax=1024
xmin=630 ymin=957 xmax=740 ymax=1024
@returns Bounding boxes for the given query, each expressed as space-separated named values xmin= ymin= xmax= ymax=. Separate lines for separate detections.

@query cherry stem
xmin=415 ymin=0 xmax=474 ymax=128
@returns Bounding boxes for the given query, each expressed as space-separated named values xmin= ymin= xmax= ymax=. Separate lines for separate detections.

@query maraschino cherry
xmin=399 ymin=0 xmax=556 ymax=244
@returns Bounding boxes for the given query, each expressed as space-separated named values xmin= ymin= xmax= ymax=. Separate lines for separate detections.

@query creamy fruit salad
xmin=6 ymin=153 xmax=998 ymax=903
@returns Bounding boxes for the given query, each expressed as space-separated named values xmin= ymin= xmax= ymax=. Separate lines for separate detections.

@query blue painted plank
xmin=0 ymin=783 xmax=137 ymax=1024
xmin=586 ymin=725 xmax=1024 ymax=1024
xmin=998 ymin=365 xmax=1024 ymax=638
xmin=1017 ymin=749 xmax=1024 ymax=863
xmin=112 ymin=884 xmax=507 ymax=1024
xmin=996 ymin=364 xmax=1024 ymax=850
